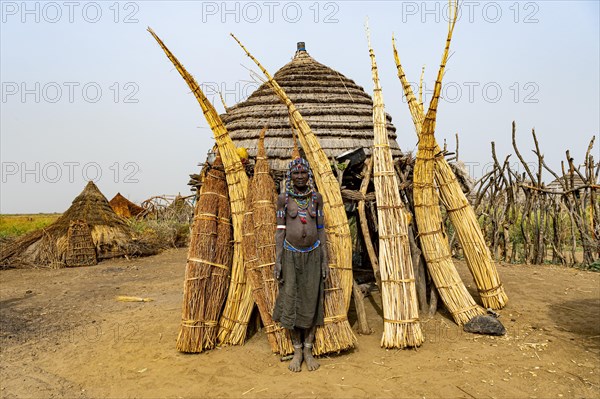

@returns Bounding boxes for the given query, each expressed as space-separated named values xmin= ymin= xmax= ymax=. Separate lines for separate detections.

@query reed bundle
xmin=231 ymin=33 xmax=356 ymax=355
xmin=148 ymin=28 xmax=253 ymax=345
xmin=243 ymin=129 xmax=293 ymax=355
xmin=367 ymin=30 xmax=423 ymax=348
xmin=391 ymin=4 xmax=507 ymax=310
xmin=409 ymin=3 xmax=486 ymax=325
xmin=433 ymin=161 xmax=508 ymax=309
xmin=177 ymin=157 xmax=232 ymax=353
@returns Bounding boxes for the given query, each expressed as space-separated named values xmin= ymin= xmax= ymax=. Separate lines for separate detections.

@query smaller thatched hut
xmin=0 ymin=181 xmax=137 ymax=268
xmin=109 ymin=193 xmax=146 ymax=218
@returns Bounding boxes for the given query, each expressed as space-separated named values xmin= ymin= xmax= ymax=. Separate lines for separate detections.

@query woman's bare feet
xmin=289 ymin=346 xmax=303 ymax=372
xmin=304 ymin=344 xmax=319 ymax=371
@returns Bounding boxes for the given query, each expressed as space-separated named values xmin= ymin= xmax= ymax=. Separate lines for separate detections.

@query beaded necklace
xmin=292 ymin=191 xmax=310 ymax=223
xmin=284 ymin=157 xmax=317 ymax=224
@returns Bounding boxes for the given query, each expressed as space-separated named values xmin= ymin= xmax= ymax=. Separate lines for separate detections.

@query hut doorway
xmin=65 ymin=220 xmax=97 ymax=267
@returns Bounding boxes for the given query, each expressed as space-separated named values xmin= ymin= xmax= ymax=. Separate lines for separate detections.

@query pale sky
xmin=1 ymin=1 xmax=599 ymax=214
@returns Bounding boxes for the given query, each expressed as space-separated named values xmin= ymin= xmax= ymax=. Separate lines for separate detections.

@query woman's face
xmin=291 ymin=169 xmax=309 ymax=190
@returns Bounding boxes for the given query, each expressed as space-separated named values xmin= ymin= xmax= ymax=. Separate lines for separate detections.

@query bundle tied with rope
xmin=392 ymin=0 xmax=507 ymax=311
xmin=243 ymin=127 xmax=294 ymax=355
xmin=409 ymin=1 xmax=486 ymax=325
xmin=367 ymin=24 xmax=424 ymax=348
xmin=177 ymin=155 xmax=232 ymax=352
xmin=148 ymin=28 xmax=254 ymax=345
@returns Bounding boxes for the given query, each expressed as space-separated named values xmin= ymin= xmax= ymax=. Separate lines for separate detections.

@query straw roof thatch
xmin=222 ymin=43 xmax=401 ymax=174
xmin=0 ymin=181 xmax=136 ymax=268
xmin=547 ymin=175 xmax=586 ymax=193
xmin=109 ymin=192 xmax=146 ymax=218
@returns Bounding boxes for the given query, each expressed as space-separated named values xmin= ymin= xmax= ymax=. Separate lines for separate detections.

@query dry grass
xmin=128 ymin=219 xmax=189 ymax=251
xmin=0 ymin=214 xmax=61 ymax=238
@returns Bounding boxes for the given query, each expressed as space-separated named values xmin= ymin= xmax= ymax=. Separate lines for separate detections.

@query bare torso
xmin=282 ymin=194 xmax=319 ymax=248
xmin=273 ymin=165 xmax=329 ymax=372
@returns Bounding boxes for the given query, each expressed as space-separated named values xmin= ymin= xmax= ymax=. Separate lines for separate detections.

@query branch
xmin=511 ymin=121 xmax=536 ymax=184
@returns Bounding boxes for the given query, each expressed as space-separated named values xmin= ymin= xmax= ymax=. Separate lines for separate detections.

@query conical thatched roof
xmin=0 ymin=181 xmax=136 ymax=268
xmin=221 ymin=43 xmax=401 ymax=173
xmin=57 ymin=182 xmax=130 ymax=229
xmin=110 ymin=192 xmax=146 ymax=218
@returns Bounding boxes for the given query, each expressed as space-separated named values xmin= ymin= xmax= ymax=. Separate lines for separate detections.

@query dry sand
xmin=1 ymin=248 xmax=599 ymax=398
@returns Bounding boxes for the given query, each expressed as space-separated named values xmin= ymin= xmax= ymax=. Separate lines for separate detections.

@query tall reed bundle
xmin=148 ymin=28 xmax=253 ymax=345
xmin=367 ymin=29 xmax=423 ymax=348
xmin=433 ymin=162 xmax=508 ymax=309
xmin=231 ymin=34 xmax=356 ymax=355
xmin=177 ymin=157 xmax=232 ymax=352
xmin=409 ymin=3 xmax=486 ymax=325
xmin=391 ymin=7 xmax=508 ymax=310
xmin=243 ymin=129 xmax=294 ymax=355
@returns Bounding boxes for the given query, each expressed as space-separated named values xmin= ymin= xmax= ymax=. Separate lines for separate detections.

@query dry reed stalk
xmin=177 ymin=157 xmax=232 ymax=353
xmin=148 ymin=28 xmax=253 ymax=345
xmin=357 ymin=157 xmax=381 ymax=289
xmin=409 ymin=2 xmax=486 ymax=325
xmin=231 ymin=33 xmax=356 ymax=355
xmin=243 ymin=129 xmax=293 ymax=355
xmin=392 ymin=5 xmax=508 ymax=310
xmin=367 ymin=29 xmax=423 ymax=348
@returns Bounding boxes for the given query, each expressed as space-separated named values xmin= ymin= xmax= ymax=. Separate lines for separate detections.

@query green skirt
xmin=273 ymin=245 xmax=325 ymax=330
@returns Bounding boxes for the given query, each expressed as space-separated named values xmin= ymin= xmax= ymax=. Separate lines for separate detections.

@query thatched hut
xmin=186 ymin=42 xmax=407 ymax=284
xmin=0 ymin=181 xmax=136 ymax=268
xmin=221 ymin=42 xmax=401 ymax=178
xmin=547 ymin=175 xmax=586 ymax=194
xmin=109 ymin=192 xmax=146 ymax=218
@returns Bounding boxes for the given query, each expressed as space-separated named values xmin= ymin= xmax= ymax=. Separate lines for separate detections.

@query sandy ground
xmin=1 ymin=248 xmax=599 ymax=399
